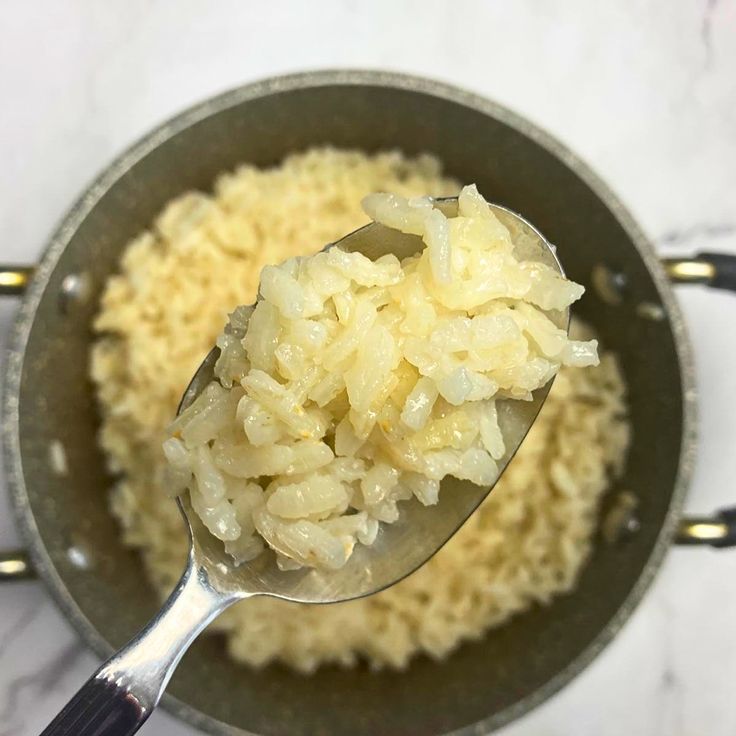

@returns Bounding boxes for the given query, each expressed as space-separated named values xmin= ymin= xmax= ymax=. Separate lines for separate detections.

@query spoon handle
xmin=41 ymin=556 xmax=237 ymax=735
xmin=39 ymin=678 xmax=147 ymax=736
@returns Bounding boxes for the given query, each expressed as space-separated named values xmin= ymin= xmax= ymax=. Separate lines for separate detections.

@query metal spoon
xmin=42 ymin=199 xmax=568 ymax=736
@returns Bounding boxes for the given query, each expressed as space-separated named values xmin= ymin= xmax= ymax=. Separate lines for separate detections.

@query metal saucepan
xmin=1 ymin=71 xmax=734 ymax=736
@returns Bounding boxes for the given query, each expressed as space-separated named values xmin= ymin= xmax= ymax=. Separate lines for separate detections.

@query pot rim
xmin=1 ymin=69 xmax=696 ymax=736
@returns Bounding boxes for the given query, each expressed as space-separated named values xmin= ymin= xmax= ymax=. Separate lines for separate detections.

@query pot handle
xmin=666 ymin=253 xmax=736 ymax=546
xmin=663 ymin=252 xmax=736 ymax=291
xmin=1 ymin=267 xmax=38 ymax=579
xmin=0 ymin=550 xmax=34 ymax=580
xmin=677 ymin=511 xmax=736 ymax=547
xmin=0 ymin=265 xmax=33 ymax=296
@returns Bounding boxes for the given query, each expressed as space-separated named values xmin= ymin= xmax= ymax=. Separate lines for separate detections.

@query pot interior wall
xmin=15 ymin=82 xmax=684 ymax=735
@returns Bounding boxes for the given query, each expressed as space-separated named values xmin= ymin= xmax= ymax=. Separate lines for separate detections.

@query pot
xmin=1 ymin=71 xmax=734 ymax=736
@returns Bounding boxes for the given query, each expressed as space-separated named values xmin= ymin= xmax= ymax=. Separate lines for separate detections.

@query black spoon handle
xmin=41 ymin=676 xmax=148 ymax=736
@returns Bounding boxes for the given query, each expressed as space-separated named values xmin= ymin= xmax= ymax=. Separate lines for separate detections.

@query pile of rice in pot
xmin=166 ymin=184 xmax=599 ymax=572
xmin=91 ymin=148 xmax=629 ymax=671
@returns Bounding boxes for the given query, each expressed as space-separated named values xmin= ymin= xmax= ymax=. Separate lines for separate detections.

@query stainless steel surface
xmin=1 ymin=71 xmax=700 ymax=736
xmin=93 ymin=551 xmax=234 ymax=718
xmin=43 ymin=552 xmax=238 ymax=735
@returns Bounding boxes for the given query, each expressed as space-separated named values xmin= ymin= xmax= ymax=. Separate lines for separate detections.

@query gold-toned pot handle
xmin=0 ymin=551 xmax=34 ymax=580
xmin=0 ymin=265 xmax=33 ymax=296
xmin=668 ymin=252 xmax=736 ymax=547
xmin=664 ymin=252 xmax=736 ymax=290
xmin=676 ymin=513 xmax=736 ymax=547
xmin=1 ymin=267 xmax=38 ymax=579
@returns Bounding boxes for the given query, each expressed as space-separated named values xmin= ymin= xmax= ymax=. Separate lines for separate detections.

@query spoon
xmin=42 ymin=198 xmax=568 ymax=736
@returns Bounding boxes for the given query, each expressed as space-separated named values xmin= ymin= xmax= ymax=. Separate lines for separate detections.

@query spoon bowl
xmin=179 ymin=197 xmax=569 ymax=604
xmin=42 ymin=197 xmax=568 ymax=735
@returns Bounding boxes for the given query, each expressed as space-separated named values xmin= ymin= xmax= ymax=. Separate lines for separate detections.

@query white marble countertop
xmin=1 ymin=1 xmax=735 ymax=734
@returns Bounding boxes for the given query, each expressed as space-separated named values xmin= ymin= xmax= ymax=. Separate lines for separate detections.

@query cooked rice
xmin=168 ymin=185 xmax=598 ymax=570
xmin=91 ymin=148 xmax=629 ymax=670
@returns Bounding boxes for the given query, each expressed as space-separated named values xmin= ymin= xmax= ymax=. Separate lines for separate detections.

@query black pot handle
xmin=40 ymin=676 xmax=148 ymax=736
xmin=666 ymin=252 xmax=736 ymax=546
